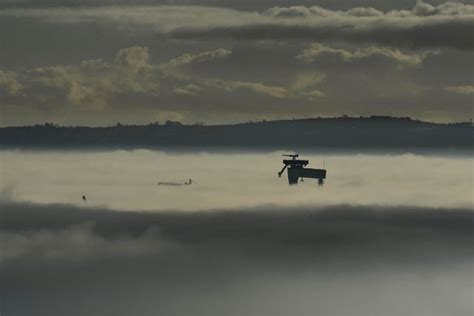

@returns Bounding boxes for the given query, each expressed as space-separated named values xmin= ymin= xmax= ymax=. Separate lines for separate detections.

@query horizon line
xmin=2 ymin=115 xmax=472 ymax=129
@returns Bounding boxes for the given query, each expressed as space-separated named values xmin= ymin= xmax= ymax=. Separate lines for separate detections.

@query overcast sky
xmin=0 ymin=0 xmax=473 ymax=126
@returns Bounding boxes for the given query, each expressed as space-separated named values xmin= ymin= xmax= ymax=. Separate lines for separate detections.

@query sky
xmin=0 ymin=0 xmax=473 ymax=126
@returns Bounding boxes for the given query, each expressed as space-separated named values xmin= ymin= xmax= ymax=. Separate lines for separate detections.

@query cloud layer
xmin=1 ymin=199 xmax=473 ymax=316
xmin=0 ymin=1 xmax=473 ymax=125
xmin=2 ymin=1 xmax=473 ymax=49
xmin=445 ymin=84 xmax=474 ymax=95
xmin=297 ymin=43 xmax=431 ymax=67
xmin=1 ymin=47 xmax=233 ymax=115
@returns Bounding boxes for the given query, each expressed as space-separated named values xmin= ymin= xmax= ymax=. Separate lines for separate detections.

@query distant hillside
xmin=0 ymin=116 xmax=472 ymax=151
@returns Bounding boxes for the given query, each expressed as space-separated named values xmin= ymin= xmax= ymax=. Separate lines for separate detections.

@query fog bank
xmin=1 ymin=150 xmax=472 ymax=210
xmin=0 ymin=201 xmax=473 ymax=316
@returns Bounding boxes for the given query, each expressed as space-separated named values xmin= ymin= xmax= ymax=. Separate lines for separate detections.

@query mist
xmin=1 ymin=149 xmax=472 ymax=210
xmin=1 ymin=200 xmax=473 ymax=316
xmin=1 ymin=149 xmax=473 ymax=315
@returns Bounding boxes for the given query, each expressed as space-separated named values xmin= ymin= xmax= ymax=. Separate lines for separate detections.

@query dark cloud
xmin=1 ymin=200 xmax=473 ymax=315
xmin=1 ymin=201 xmax=473 ymax=252
xmin=2 ymin=2 xmax=474 ymax=50
xmin=1 ymin=0 xmax=472 ymax=11
xmin=171 ymin=16 xmax=474 ymax=50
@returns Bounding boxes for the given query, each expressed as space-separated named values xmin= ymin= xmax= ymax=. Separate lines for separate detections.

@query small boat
xmin=157 ymin=179 xmax=192 ymax=186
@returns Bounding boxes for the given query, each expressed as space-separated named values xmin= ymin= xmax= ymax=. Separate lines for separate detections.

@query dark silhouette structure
xmin=278 ymin=154 xmax=327 ymax=185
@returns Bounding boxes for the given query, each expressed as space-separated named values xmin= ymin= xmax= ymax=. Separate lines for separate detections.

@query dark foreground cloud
xmin=1 ymin=200 xmax=473 ymax=315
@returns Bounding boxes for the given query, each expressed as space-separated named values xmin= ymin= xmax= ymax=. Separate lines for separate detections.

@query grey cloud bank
xmin=1 ymin=199 xmax=473 ymax=316
xmin=2 ymin=1 xmax=473 ymax=49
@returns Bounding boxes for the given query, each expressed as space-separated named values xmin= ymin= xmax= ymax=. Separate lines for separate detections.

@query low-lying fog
xmin=0 ymin=149 xmax=472 ymax=316
xmin=1 ymin=149 xmax=472 ymax=209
